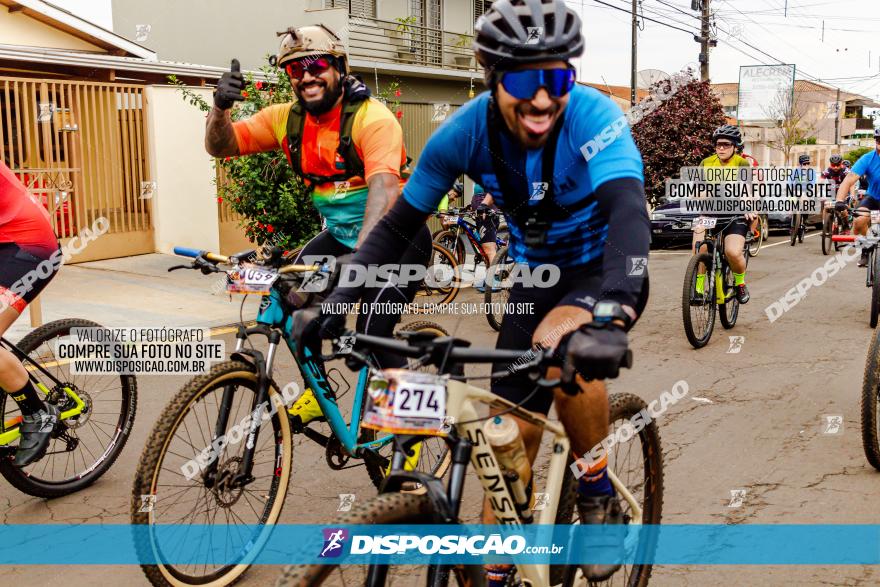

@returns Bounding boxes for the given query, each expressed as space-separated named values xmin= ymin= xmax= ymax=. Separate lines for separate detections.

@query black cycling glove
xmin=834 ymin=201 xmax=848 ymax=212
xmin=214 ymin=59 xmax=245 ymax=110
xmin=557 ymin=323 xmax=632 ymax=391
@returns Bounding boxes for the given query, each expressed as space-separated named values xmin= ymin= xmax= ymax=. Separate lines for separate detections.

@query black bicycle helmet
xmin=474 ymin=0 xmax=585 ymax=71
xmin=874 ymin=127 xmax=880 ymax=139
xmin=844 ymin=159 xmax=852 ymax=167
xmin=712 ymin=124 xmax=742 ymax=145
xmin=798 ymin=154 xmax=811 ymax=165
xmin=830 ymin=155 xmax=842 ymax=165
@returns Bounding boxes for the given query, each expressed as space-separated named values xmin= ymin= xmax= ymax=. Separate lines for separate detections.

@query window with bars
xmin=474 ymin=0 xmax=493 ymax=21
xmin=323 ymin=0 xmax=375 ymax=17
xmin=409 ymin=0 xmax=442 ymax=65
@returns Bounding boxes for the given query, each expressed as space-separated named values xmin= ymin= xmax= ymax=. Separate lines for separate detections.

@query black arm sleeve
xmin=325 ymin=196 xmax=431 ymax=305
xmin=594 ymin=177 xmax=650 ymax=312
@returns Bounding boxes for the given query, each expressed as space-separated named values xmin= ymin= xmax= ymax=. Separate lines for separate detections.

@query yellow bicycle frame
xmin=0 ymin=382 xmax=86 ymax=446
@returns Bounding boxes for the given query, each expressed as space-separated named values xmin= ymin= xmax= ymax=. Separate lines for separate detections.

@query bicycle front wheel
xmin=681 ymin=253 xmax=716 ymax=349
xmin=862 ymin=326 xmax=880 ymax=470
xmin=274 ymin=493 xmax=482 ymax=586
xmin=132 ymin=360 xmax=293 ymax=587
xmin=0 ymin=318 xmax=137 ymax=498
xmin=872 ymin=250 xmax=880 ymax=329
xmin=789 ymin=214 xmax=801 ymax=246
xmin=822 ymin=213 xmax=833 ymax=255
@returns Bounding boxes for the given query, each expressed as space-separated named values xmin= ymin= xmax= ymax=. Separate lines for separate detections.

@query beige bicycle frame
xmin=443 ymin=378 xmax=644 ymax=587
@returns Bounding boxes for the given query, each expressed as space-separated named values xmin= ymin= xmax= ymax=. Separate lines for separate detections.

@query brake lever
xmin=167 ymin=264 xmax=189 ymax=272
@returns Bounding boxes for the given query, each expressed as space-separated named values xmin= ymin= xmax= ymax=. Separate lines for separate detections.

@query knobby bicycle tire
xmin=132 ymin=361 xmax=293 ymax=587
xmin=0 ymin=318 xmax=137 ymax=498
xmin=862 ymin=327 xmax=880 ymax=471
xmin=681 ymin=252 xmax=716 ymax=349
xmin=558 ymin=393 xmax=664 ymax=587
xmin=274 ymin=493 xmax=483 ymax=587
xmin=790 ymin=214 xmax=801 ymax=246
xmin=433 ymin=228 xmax=467 ymax=266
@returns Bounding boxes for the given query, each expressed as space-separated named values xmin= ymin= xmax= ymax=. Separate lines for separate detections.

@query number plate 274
xmin=392 ymin=381 xmax=445 ymax=420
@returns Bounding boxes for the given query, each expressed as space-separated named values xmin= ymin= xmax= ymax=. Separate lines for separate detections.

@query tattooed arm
xmin=357 ymin=172 xmax=399 ymax=248
xmin=205 ymin=106 xmax=240 ymax=158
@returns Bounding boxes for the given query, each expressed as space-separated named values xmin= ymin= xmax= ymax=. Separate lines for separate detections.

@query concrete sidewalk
xmin=7 ymin=253 xmax=261 ymax=343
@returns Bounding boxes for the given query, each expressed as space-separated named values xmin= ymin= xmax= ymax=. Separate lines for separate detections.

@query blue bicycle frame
xmin=251 ymin=287 xmax=395 ymax=456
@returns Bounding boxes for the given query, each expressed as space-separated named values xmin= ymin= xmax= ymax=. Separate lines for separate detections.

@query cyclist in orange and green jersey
xmin=204 ymin=25 xmax=431 ymax=427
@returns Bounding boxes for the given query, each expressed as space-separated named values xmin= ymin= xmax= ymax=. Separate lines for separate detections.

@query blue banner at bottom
xmin=0 ymin=524 xmax=877 ymax=565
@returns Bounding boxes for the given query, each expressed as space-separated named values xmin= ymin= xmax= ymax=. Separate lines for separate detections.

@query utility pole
xmin=692 ymin=0 xmax=711 ymax=81
xmin=834 ymin=87 xmax=841 ymax=145
xmin=631 ymin=0 xmax=637 ymax=106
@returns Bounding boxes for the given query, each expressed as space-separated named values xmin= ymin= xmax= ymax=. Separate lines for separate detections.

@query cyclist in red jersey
xmin=736 ymin=143 xmax=759 ymax=167
xmin=0 ymin=160 xmax=62 ymax=466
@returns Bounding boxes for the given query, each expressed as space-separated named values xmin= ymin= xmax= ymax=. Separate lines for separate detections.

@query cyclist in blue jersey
xmin=295 ymin=0 xmax=649 ymax=582
xmin=835 ymin=128 xmax=880 ymax=266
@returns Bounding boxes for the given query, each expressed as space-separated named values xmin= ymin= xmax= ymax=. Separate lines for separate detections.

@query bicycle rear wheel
xmin=485 ymin=245 xmax=513 ymax=331
xmin=681 ymin=253 xmax=716 ymax=349
xmin=719 ymin=263 xmax=739 ymax=329
xmin=274 ymin=493 xmax=482 ymax=586
xmin=0 ymin=318 xmax=137 ymax=498
xmin=433 ymin=228 xmax=466 ymax=265
xmin=555 ymin=392 xmax=664 ymax=587
xmin=132 ymin=360 xmax=293 ymax=587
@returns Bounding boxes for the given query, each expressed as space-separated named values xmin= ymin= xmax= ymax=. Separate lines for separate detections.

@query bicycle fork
xmin=202 ymin=327 xmax=281 ymax=489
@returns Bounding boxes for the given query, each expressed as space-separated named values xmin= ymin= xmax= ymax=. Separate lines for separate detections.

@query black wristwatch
xmin=592 ymin=300 xmax=632 ymax=329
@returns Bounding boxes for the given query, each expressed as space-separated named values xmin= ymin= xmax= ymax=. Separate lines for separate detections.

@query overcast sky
xmin=51 ymin=0 xmax=879 ymax=98
xmin=568 ymin=0 xmax=880 ymax=99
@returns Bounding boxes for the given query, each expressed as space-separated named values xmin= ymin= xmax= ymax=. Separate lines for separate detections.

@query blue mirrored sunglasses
xmin=500 ymin=68 xmax=576 ymax=100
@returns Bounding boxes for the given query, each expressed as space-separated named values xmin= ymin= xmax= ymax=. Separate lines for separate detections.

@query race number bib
xmin=227 ymin=264 xmax=279 ymax=295
xmin=692 ymin=217 xmax=717 ymax=229
xmin=363 ymin=370 xmax=448 ymax=436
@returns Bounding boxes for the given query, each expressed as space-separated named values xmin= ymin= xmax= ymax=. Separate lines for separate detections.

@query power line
xmin=588 ymin=0 xmax=700 ymax=35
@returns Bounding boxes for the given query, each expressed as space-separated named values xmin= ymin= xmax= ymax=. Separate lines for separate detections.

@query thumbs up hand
xmin=214 ymin=59 xmax=245 ymax=110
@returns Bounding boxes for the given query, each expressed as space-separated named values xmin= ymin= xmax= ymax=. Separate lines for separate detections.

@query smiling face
xmin=495 ymin=60 xmax=571 ymax=150
xmin=288 ymin=56 xmax=344 ymax=116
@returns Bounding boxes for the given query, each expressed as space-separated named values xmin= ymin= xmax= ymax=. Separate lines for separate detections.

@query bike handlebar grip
xmin=173 ymin=246 xmax=204 ymax=258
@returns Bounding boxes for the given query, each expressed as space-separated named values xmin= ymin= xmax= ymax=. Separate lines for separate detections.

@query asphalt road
xmin=5 ymin=229 xmax=880 ymax=586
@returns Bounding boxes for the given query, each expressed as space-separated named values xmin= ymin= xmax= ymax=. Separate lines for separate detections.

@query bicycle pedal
xmin=288 ymin=414 xmax=326 ymax=434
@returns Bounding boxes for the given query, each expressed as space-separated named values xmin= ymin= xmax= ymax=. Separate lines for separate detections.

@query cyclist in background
xmin=736 ymin=142 xmax=759 ymax=167
xmin=694 ymin=125 xmax=753 ymax=303
xmin=834 ymin=129 xmax=880 ymax=266
xmin=823 ymin=155 xmax=847 ymax=189
xmin=0 ymin=161 xmax=61 ymax=466
xmin=204 ymin=25 xmax=430 ymax=427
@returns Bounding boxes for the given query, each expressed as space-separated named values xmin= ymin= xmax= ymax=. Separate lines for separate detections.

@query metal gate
xmin=0 ymin=76 xmax=153 ymax=262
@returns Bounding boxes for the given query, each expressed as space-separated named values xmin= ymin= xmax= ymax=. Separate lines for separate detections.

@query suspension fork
xmin=203 ymin=330 xmax=248 ymax=486
xmin=236 ymin=329 xmax=282 ymax=485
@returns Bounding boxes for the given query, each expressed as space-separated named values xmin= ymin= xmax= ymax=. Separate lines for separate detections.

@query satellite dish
xmin=637 ymin=69 xmax=671 ymax=89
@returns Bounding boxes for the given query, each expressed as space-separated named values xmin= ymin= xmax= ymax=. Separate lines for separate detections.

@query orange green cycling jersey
xmin=231 ymin=98 xmax=408 ymax=247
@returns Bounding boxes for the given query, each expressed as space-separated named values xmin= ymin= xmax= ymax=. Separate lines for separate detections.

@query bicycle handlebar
xmin=171 ymin=246 xmax=321 ymax=274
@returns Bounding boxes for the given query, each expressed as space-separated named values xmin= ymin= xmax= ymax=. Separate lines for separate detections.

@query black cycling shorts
xmin=293 ymin=228 xmax=431 ymax=369
xmin=859 ymin=196 xmax=880 ymax=211
xmin=0 ymin=243 xmax=60 ymax=313
xmin=704 ymin=218 xmax=750 ymax=238
xmin=490 ymin=262 xmax=649 ymax=415
xmin=475 ymin=208 xmax=499 ymax=245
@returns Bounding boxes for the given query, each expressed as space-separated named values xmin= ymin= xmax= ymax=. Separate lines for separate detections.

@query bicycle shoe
xmin=287 ymin=388 xmax=324 ymax=430
xmin=14 ymin=404 xmax=59 ymax=467
xmin=735 ymin=283 xmax=750 ymax=304
xmin=859 ymin=251 xmax=870 ymax=268
xmin=384 ymin=441 xmax=423 ymax=476
xmin=577 ymin=494 xmax=626 ymax=581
